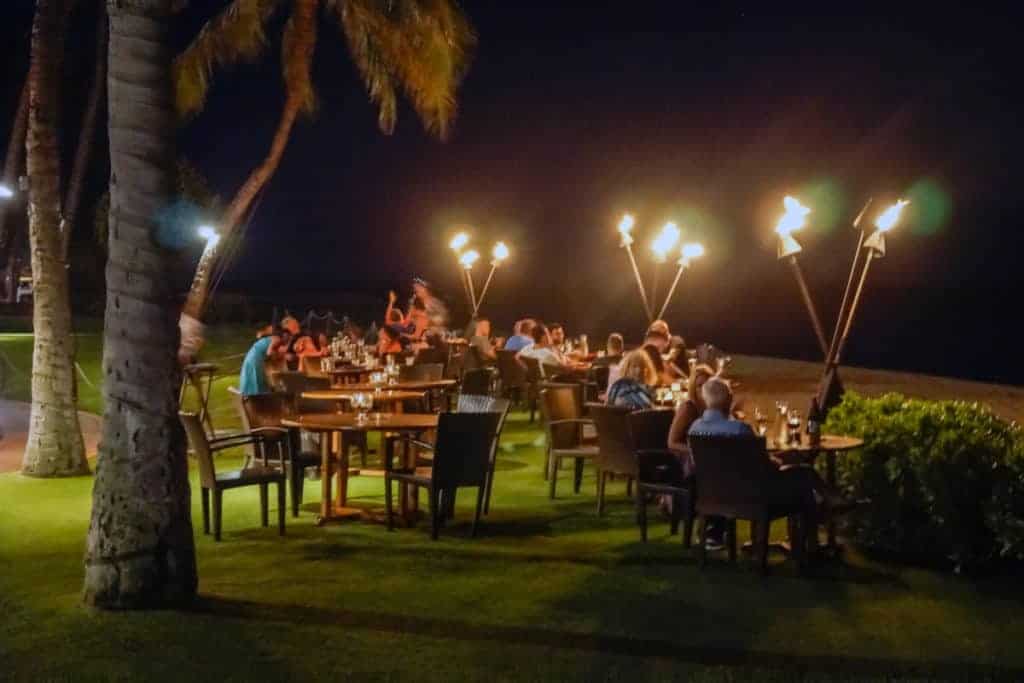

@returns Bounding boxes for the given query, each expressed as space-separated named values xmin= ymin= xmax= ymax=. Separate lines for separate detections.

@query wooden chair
xmin=180 ymin=412 xmax=286 ymax=541
xmin=689 ymin=434 xmax=810 ymax=574
xmin=301 ymin=355 xmax=328 ymax=378
xmin=518 ymin=356 xmax=543 ymax=423
xmin=587 ymin=403 xmax=637 ymax=516
xmin=497 ymin=349 xmax=528 ymax=406
xmin=385 ymin=412 xmax=501 ymax=539
xmin=457 ymin=395 xmax=511 ymax=514
xmin=540 ymin=384 xmax=596 ymax=497
xmin=401 ymin=362 xmax=445 ymax=412
xmin=628 ymin=409 xmax=695 ymax=546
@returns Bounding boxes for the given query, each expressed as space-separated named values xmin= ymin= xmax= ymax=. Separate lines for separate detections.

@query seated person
xmin=517 ymin=323 xmax=574 ymax=377
xmin=468 ymin=317 xmax=498 ymax=365
xmin=592 ymin=333 xmax=625 ymax=366
xmin=503 ymin=318 xmax=536 ymax=353
xmin=548 ymin=322 xmax=587 ymax=360
xmin=605 ymin=349 xmax=656 ymax=410
xmin=239 ymin=325 xmax=287 ymax=396
xmin=376 ymin=324 xmax=405 ymax=356
xmin=667 ymin=363 xmax=716 ymax=455
xmin=642 ymin=328 xmax=684 ymax=383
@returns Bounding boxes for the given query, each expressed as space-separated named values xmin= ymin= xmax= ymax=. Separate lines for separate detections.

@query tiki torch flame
xmin=874 ymin=199 xmax=909 ymax=233
xmin=651 ymin=222 xmax=681 ymax=262
xmin=775 ymin=196 xmax=810 ymax=236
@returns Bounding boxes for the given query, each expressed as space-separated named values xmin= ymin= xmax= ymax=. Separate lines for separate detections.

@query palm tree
xmin=175 ymin=0 xmax=475 ymax=351
xmin=21 ymin=0 xmax=90 ymax=477
xmin=83 ymin=0 xmax=198 ymax=608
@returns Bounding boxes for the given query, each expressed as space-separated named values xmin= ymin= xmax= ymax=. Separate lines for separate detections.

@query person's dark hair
xmin=548 ymin=322 xmax=564 ymax=334
xmin=607 ymin=332 xmax=624 ymax=354
xmin=381 ymin=324 xmax=407 ymax=347
xmin=411 ymin=296 xmax=426 ymax=311
xmin=644 ymin=328 xmax=669 ymax=345
xmin=531 ymin=323 xmax=548 ymax=344
xmin=386 ymin=308 xmax=404 ymax=324
xmin=641 ymin=343 xmax=665 ymax=375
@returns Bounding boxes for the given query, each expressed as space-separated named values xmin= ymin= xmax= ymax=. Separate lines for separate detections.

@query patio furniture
xmin=689 ymin=434 xmax=811 ymax=574
xmin=301 ymin=355 xmax=328 ymax=378
xmin=385 ymin=412 xmax=501 ymax=539
xmin=628 ymin=408 xmax=694 ymax=545
xmin=539 ymin=384 xmax=595 ymax=497
xmin=461 ymin=367 xmax=494 ymax=397
xmin=179 ymin=362 xmax=218 ymax=437
xmin=587 ymin=403 xmax=637 ymax=516
xmin=180 ymin=412 xmax=286 ymax=541
xmin=497 ymin=349 xmax=538 ymax=420
xmin=456 ymin=395 xmax=511 ymax=514
xmin=401 ymin=362 xmax=445 ymax=411
xmin=518 ymin=356 xmax=543 ymax=422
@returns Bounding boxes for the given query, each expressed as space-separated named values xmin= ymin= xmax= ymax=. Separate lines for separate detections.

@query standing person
xmin=239 ymin=326 xmax=286 ymax=396
xmin=503 ymin=319 xmax=535 ymax=352
xmin=376 ymin=324 xmax=405 ymax=356
xmin=605 ymin=349 xmax=657 ymax=410
xmin=412 ymin=277 xmax=448 ymax=332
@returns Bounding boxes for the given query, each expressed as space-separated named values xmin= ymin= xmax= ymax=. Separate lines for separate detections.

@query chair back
xmin=276 ymin=371 xmax=309 ymax=396
xmin=228 ymin=386 xmax=250 ymax=431
xmin=415 ymin=346 xmax=448 ymax=369
xmin=496 ymin=350 xmax=527 ymax=389
xmin=242 ymin=392 xmax=289 ymax=428
xmin=627 ymin=409 xmax=674 ymax=452
xmin=180 ymin=412 xmax=216 ymax=488
xmin=590 ymin=364 xmax=611 ymax=392
xmin=688 ymin=434 xmax=774 ymax=508
xmin=277 ymin=372 xmax=330 ymax=413
xmin=461 ymin=368 xmax=493 ymax=397
xmin=456 ymin=395 xmax=511 ymax=464
xmin=519 ymin=356 xmax=542 ymax=384
xmin=540 ymin=384 xmax=585 ymax=450
xmin=401 ymin=362 xmax=443 ymax=382
xmin=301 ymin=355 xmax=327 ymax=378
xmin=587 ymin=402 xmax=637 ymax=477
xmin=431 ymin=412 xmax=502 ymax=488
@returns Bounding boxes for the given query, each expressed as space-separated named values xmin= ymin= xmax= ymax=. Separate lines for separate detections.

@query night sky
xmin=3 ymin=2 xmax=1022 ymax=383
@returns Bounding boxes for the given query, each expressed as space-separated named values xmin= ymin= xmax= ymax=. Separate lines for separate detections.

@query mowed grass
xmin=3 ymin=323 xmax=1024 ymax=680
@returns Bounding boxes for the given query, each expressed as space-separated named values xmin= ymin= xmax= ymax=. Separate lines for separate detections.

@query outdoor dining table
xmin=301 ymin=389 xmax=425 ymax=413
xmin=766 ymin=434 xmax=864 ymax=553
xmin=281 ymin=412 xmax=439 ymax=526
xmin=327 ymin=379 xmax=457 ymax=392
xmin=328 ymin=366 xmax=373 ymax=385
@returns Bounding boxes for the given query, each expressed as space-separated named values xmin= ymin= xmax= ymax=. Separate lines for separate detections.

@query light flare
xmin=459 ymin=249 xmax=480 ymax=268
xmin=492 ymin=241 xmax=509 ymax=263
xmin=775 ymin=196 xmax=810 ymax=236
xmin=874 ymin=199 xmax=909 ymax=233
xmin=617 ymin=214 xmax=635 ymax=246
xmin=651 ymin=222 xmax=681 ymax=261
xmin=449 ymin=232 xmax=469 ymax=251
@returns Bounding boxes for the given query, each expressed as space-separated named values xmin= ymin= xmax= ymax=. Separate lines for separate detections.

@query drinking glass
xmin=754 ymin=406 xmax=768 ymax=437
xmin=352 ymin=393 xmax=371 ymax=424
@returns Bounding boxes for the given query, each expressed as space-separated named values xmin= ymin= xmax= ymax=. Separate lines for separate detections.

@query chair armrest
xmin=248 ymin=427 xmax=288 ymax=438
xmin=547 ymin=418 xmax=594 ymax=427
xmin=208 ymin=433 xmax=262 ymax=452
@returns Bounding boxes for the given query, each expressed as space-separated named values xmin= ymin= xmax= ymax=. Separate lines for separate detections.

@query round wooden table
xmin=766 ymin=434 xmax=864 ymax=553
xmin=281 ymin=413 xmax=439 ymax=526
xmin=301 ymin=389 xmax=425 ymax=413
xmin=327 ymin=379 xmax=456 ymax=392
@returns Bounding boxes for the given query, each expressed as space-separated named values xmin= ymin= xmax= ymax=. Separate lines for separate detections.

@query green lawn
xmin=3 ymin=325 xmax=1024 ymax=680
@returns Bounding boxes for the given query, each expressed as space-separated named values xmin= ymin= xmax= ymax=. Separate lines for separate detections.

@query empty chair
xmin=540 ymin=384 xmax=596 ymax=498
xmin=301 ymin=355 xmax=328 ymax=378
xmin=628 ymin=409 xmax=694 ymax=545
xmin=461 ymin=367 xmax=494 ymax=397
xmin=180 ymin=412 xmax=286 ymax=541
xmin=496 ymin=349 xmax=528 ymax=403
xmin=689 ymin=434 xmax=811 ymax=573
xmin=385 ymin=412 xmax=501 ymax=539
xmin=457 ymin=394 xmax=511 ymax=514
xmin=587 ymin=403 xmax=637 ymax=516
xmin=400 ymin=362 xmax=443 ymax=382
xmin=517 ymin=356 xmax=543 ymax=422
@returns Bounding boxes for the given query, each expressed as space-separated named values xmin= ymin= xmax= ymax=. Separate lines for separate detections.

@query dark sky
xmin=3 ymin=2 xmax=1023 ymax=383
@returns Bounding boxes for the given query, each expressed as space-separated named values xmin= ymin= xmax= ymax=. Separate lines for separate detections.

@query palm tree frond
xmin=174 ymin=0 xmax=283 ymax=118
xmin=330 ymin=0 xmax=475 ymax=139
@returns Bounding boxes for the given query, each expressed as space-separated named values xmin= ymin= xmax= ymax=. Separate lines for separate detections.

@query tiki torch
xmin=449 ymin=232 xmax=474 ymax=310
xmin=473 ymin=241 xmax=509 ymax=317
xmin=774 ymin=196 xmax=829 ymax=355
xmin=458 ymin=248 xmax=480 ymax=312
xmin=650 ymin=221 xmax=681 ymax=316
xmin=618 ymin=214 xmax=653 ymax=321
xmin=656 ymin=242 xmax=704 ymax=320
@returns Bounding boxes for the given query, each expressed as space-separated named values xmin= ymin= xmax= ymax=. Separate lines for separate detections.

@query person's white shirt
xmin=518 ymin=344 xmax=565 ymax=377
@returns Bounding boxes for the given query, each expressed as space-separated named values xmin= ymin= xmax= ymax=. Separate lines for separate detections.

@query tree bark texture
xmin=21 ymin=0 xmax=90 ymax=478
xmin=179 ymin=0 xmax=318 ymax=323
xmin=84 ymin=0 xmax=197 ymax=609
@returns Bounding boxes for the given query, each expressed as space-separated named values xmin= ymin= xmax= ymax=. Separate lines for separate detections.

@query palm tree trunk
xmin=179 ymin=0 xmax=318 ymax=331
xmin=21 ymin=0 xmax=89 ymax=478
xmin=61 ymin=3 xmax=107 ymax=261
xmin=0 ymin=80 xmax=29 ymax=303
xmin=84 ymin=0 xmax=197 ymax=608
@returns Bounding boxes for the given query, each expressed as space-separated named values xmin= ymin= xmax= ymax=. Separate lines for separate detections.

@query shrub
xmin=824 ymin=392 xmax=1024 ymax=572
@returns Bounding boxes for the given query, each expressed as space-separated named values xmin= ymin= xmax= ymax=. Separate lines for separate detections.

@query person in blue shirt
xmin=502 ymin=318 xmax=536 ymax=353
xmin=688 ymin=378 xmax=755 ymax=438
xmin=605 ymin=349 xmax=656 ymax=410
xmin=239 ymin=326 xmax=286 ymax=396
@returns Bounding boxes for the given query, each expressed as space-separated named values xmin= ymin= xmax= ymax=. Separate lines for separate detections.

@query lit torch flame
xmin=492 ymin=241 xmax=509 ymax=263
xmin=449 ymin=232 xmax=469 ymax=252
xmin=775 ymin=196 xmax=810 ymax=236
xmin=617 ymin=214 xmax=635 ymax=247
xmin=874 ymin=199 xmax=909 ymax=233
xmin=459 ymin=249 xmax=480 ymax=269
xmin=651 ymin=222 xmax=681 ymax=262
xmin=678 ymin=242 xmax=704 ymax=267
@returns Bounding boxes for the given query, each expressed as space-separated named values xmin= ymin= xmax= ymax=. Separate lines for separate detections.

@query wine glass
xmin=787 ymin=409 xmax=802 ymax=444
xmin=352 ymin=392 xmax=372 ymax=423
xmin=754 ymin=406 xmax=768 ymax=437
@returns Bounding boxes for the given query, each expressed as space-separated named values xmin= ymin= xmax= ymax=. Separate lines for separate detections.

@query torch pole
xmin=824 ymin=198 xmax=873 ymax=367
xmin=473 ymin=264 xmax=497 ymax=318
xmin=656 ymin=264 xmax=686 ymax=322
xmin=459 ymin=267 xmax=474 ymax=312
xmin=833 ymin=249 xmax=876 ymax=365
xmin=651 ymin=261 xmax=661 ymax=319
xmin=787 ymin=255 xmax=829 ymax=356
xmin=464 ymin=268 xmax=478 ymax=316
xmin=624 ymin=244 xmax=653 ymax=322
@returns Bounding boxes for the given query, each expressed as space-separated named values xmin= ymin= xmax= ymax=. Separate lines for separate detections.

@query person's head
xmin=519 ymin=318 xmax=536 ymax=336
xmin=641 ymin=343 xmax=666 ymax=375
xmin=648 ymin=319 xmax=670 ymax=338
xmin=474 ymin=317 xmax=491 ymax=338
xmin=379 ymin=324 xmax=403 ymax=347
xmin=281 ymin=316 xmax=300 ymax=336
xmin=618 ymin=349 xmax=657 ymax=387
xmin=688 ymin=363 xmax=716 ymax=409
xmin=531 ymin=323 xmax=550 ymax=346
xmin=644 ymin=328 xmax=670 ymax=353
xmin=386 ymin=307 xmax=404 ymax=324
xmin=548 ymin=323 xmax=565 ymax=345
xmin=412 ymin=277 xmax=432 ymax=300
xmin=317 ymin=333 xmax=328 ymax=348
xmin=701 ymin=377 xmax=733 ymax=414
xmin=606 ymin=333 xmax=624 ymax=356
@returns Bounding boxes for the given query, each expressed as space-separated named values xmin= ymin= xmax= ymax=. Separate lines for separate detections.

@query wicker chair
xmin=461 ymin=367 xmax=495 ymax=397
xmin=457 ymin=395 xmax=511 ymax=514
xmin=539 ymin=384 xmax=596 ymax=498
xmin=180 ymin=412 xmax=286 ymax=541
xmin=385 ymin=412 xmax=501 ymax=539
xmin=689 ymin=434 xmax=811 ymax=573
xmin=628 ymin=408 xmax=694 ymax=546
xmin=587 ymin=403 xmax=637 ymax=516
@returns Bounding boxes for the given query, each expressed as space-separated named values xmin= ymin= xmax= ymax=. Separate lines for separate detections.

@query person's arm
xmin=385 ymin=290 xmax=398 ymax=325
xmin=668 ymin=402 xmax=699 ymax=452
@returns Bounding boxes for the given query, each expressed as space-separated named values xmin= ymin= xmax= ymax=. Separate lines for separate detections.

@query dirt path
xmin=0 ymin=400 xmax=101 ymax=474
